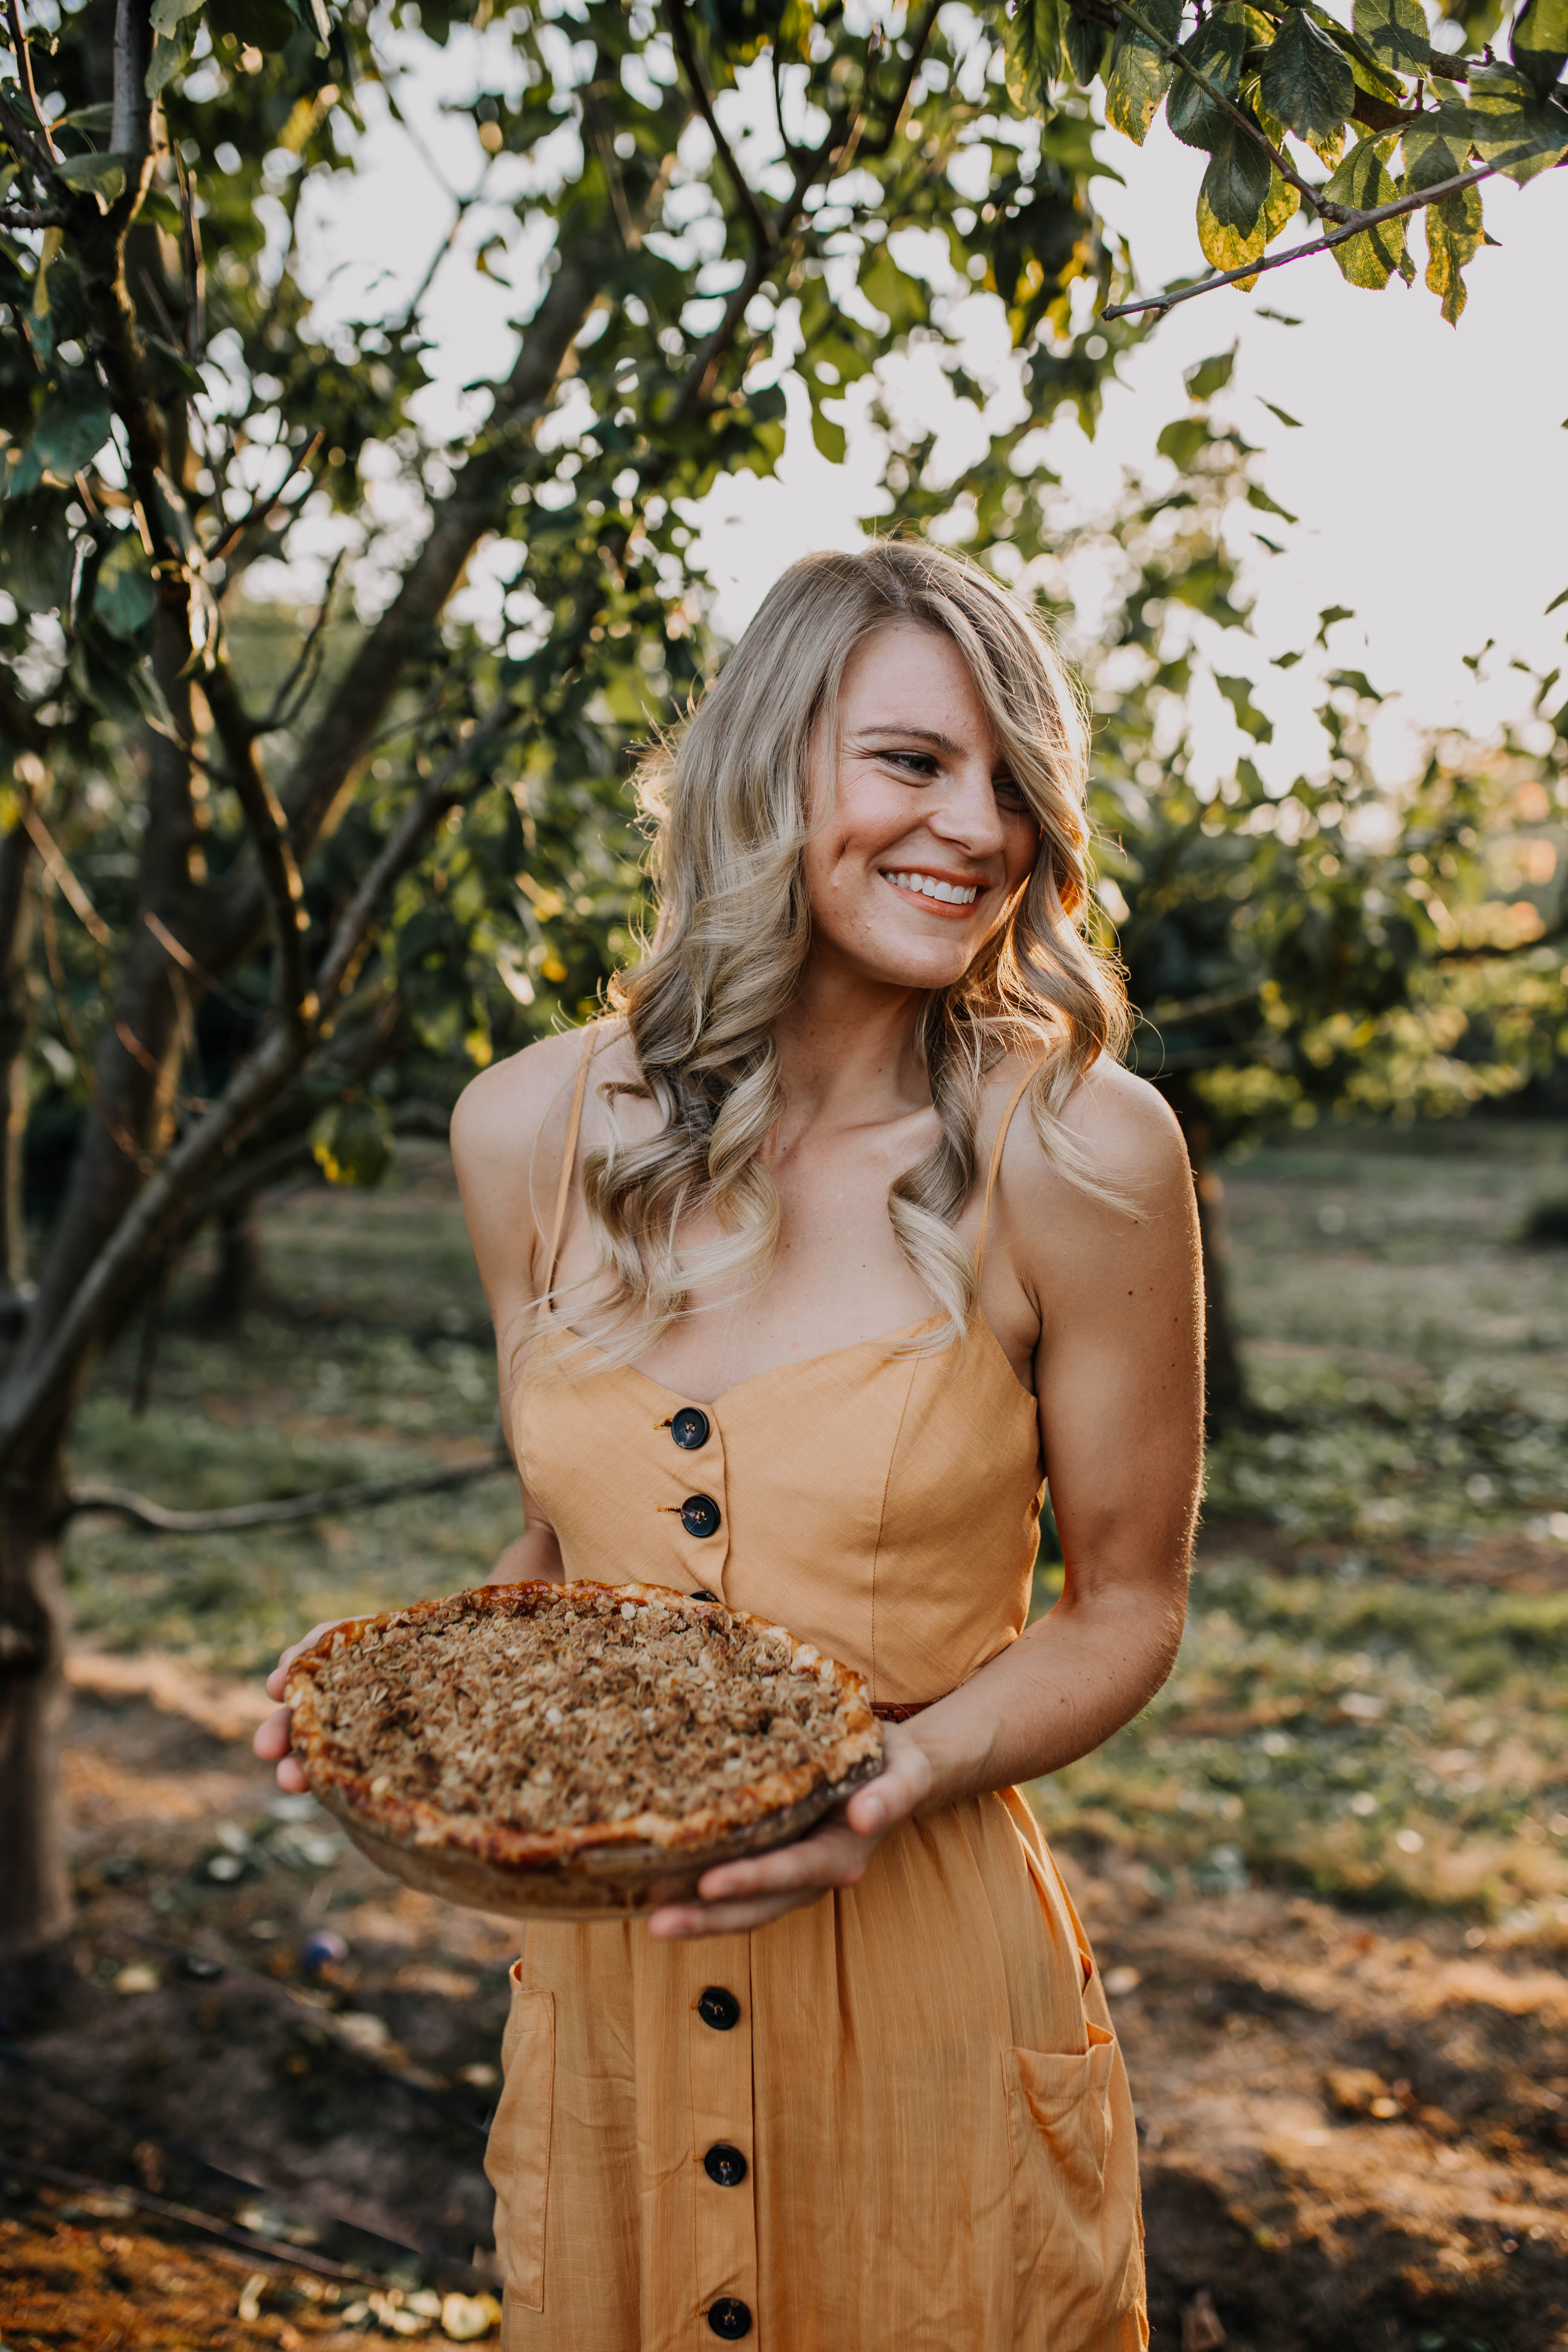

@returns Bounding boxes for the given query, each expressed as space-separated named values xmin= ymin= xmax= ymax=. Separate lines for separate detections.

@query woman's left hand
xmin=645 ymin=1723 xmax=934 ymax=1939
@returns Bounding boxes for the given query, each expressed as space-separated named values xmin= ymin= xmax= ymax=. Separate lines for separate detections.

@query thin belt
xmin=871 ymin=1700 xmax=934 ymax=1724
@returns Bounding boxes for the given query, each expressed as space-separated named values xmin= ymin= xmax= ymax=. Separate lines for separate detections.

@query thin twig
xmin=5 ymin=0 xmax=55 ymax=161
xmin=665 ymin=0 xmax=775 ymax=254
xmin=856 ymin=2 xmax=942 ymax=159
xmin=0 ymin=199 xmax=57 ymax=229
xmin=1110 ymin=0 xmax=1341 ymax=221
xmin=204 ymin=661 xmax=315 ymax=1044
xmin=22 ymin=805 xmax=110 ymax=945
xmin=62 ymin=1449 xmax=511 ymax=1532
xmin=1102 ymin=155 xmax=1503 ymax=317
xmin=0 ymin=2151 xmax=400 ymax=2292
xmin=255 ymin=548 xmax=346 ymax=735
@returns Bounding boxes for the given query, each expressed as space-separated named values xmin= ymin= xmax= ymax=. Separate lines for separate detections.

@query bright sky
xmin=284 ymin=17 xmax=1568 ymax=777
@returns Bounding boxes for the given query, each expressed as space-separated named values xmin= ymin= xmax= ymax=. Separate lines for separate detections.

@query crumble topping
xmin=299 ymin=1587 xmax=858 ymax=1831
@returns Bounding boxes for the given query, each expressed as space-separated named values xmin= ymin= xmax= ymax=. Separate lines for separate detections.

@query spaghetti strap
xmin=543 ymin=1025 xmax=599 ymax=1295
xmin=973 ymin=1062 xmax=1041 ymax=1283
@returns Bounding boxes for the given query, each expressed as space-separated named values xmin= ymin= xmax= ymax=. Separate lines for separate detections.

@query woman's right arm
xmin=253 ymin=1032 xmax=585 ymax=1789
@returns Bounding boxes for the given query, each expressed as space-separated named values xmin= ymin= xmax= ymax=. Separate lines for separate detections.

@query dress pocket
xmin=1003 ymin=2023 xmax=1139 ymax=2349
xmin=483 ymin=1968 xmax=554 ymax=2313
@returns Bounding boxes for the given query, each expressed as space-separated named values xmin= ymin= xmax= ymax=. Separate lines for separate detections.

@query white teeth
xmin=884 ymin=872 xmax=979 ymax=905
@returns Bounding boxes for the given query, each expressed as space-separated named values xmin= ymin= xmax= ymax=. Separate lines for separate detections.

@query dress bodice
xmin=511 ymin=1031 xmax=1046 ymax=1707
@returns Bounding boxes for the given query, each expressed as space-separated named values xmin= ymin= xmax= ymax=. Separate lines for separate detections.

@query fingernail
xmin=861 ymin=1795 xmax=886 ymax=1829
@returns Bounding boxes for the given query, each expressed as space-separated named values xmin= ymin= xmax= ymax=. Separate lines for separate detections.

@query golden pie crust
xmin=285 ymin=1580 xmax=884 ymax=1918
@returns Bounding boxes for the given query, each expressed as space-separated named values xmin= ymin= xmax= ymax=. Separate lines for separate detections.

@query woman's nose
xmin=929 ymin=761 xmax=1006 ymax=853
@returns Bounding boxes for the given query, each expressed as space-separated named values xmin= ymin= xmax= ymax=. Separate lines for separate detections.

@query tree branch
xmin=109 ymin=0 xmax=153 ymax=174
xmin=1103 ymin=157 xmax=1505 ymax=318
xmin=855 ymin=2 xmax=942 ymax=160
xmin=0 ymin=706 xmax=514 ymax=1466
xmin=665 ymin=0 xmax=774 ymax=256
xmin=61 ymin=1449 xmax=511 ymax=1534
xmin=203 ymin=663 xmax=316 ymax=1045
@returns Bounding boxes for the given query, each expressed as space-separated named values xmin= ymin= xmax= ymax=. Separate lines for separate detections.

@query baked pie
xmin=285 ymin=1580 xmax=884 ymax=1917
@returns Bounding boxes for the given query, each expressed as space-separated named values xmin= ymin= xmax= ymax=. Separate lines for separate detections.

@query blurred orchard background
xmin=2 ymin=0 xmax=1568 ymax=2337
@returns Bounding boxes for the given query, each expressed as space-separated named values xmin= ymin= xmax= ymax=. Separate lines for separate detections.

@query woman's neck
xmin=770 ymin=948 xmax=931 ymax=1141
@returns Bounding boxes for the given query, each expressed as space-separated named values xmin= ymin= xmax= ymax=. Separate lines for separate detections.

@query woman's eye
xmin=885 ymin=752 xmax=940 ymax=779
xmin=994 ymin=780 xmax=1030 ymax=812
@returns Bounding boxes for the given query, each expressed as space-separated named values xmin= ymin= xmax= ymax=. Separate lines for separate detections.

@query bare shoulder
xmin=988 ymin=1051 xmax=1189 ymax=1225
xmin=449 ymin=1020 xmax=628 ymax=1181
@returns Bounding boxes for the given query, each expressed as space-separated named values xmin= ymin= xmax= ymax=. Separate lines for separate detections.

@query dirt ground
xmin=5 ymin=1663 xmax=1568 ymax=2352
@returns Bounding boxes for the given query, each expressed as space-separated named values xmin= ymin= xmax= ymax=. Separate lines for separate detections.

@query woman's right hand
xmin=253 ymin=1621 xmax=345 ymax=1793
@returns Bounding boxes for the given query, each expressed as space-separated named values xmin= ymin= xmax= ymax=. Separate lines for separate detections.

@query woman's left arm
xmin=648 ymin=1065 xmax=1203 ymax=1940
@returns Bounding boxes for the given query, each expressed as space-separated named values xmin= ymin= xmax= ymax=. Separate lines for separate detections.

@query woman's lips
xmin=880 ymin=869 xmax=985 ymax=919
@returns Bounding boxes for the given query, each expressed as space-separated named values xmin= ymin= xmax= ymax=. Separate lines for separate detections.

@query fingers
xmin=253 ymin=1705 xmax=292 ymax=1762
xmin=698 ymin=1821 xmax=870 ymax=1905
xmin=252 ymin=1704 xmax=309 ymax=1793
xmin=647 ymin=1888 xmax=810 ymax=1939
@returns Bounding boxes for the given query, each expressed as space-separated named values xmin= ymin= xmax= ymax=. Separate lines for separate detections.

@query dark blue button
xmin=671 ymin=1406 xmax=710 ymax=1450
xmin=680 ymin=1493 xmax=721 ymax=1539
xmin=690 ymin=1589 xmax=719 ymax=1604
xmin=704 ymin=2142 xmax=747 ymax=2187
xmin=698 ymin=1985 xmax=739 ymax=2030
xmin=707 ymin=2301 xmax=752 ymax=2340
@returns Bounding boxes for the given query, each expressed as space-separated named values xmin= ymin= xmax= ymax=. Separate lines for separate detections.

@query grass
xmin=59 ymin=1119 xmax=1568 ymax=1925
xmin=1037 ymin=1119 xmax=1568 ymax=1926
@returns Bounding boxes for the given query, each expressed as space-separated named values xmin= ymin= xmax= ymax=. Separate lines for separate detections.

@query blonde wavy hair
xmin=564 ymin=537 xmax=1129 ymax=1363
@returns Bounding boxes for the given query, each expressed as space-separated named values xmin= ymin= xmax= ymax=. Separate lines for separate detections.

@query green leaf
xmin=92 ymin=530 xmax=157 ymax=641
xmin=1402 ymin=113 xmax=1471 ymax=191
xmin=52 ymin=152 xmax=126 ymax=211
xmin=1216 ymin=672 xmax=1274 ymax=742
xmin=1005 ymin=0 xmax=1064 ymax=112
xmin=1166 ymin=13 xmax=1250 ymax=151
xmin=1511 ymin=0 xmax=1568 ymax=98
xmin=1545 ymin=584 xmax=1568 ymax=615
xmin=9 ymin=385 xmax=113 ymax=495
xmin=1105 ymin=0 xmax=1182 ymax=144
xmin=0 ymin=494 xmax=73 ymax=614
xmin=1062 ymin=6 xmax=1109 ymax=83
xmin=808 ymin=402 xmax=846 ymax=464
xmin=1247 ymin=479 xmax=1298 ymax=521
xmin=1261 ymin=398 xmax=1303 ymax=426
xmin=1197 ymin=126 xmax=1296 ymax=279
xmin=1157 ymin=414 xmax=1211 ymax=466
xmin=1260 ymin=8 xmax=1357 ymax=145
xmin=147 ymin=21 xmax=198 ymax=93
xmin=1353 ymin=0 xmax=1430 ymax=73
xmin=1185 ymin=348 xmax=1236 ymax=398
xmin=310 ymin=1101 xmax=393 ymax=1188
xmin=150 ymin=0 xmax=204 ymax=30
xmin=1463 ymin=63 xmax=1568 ymax=182
xmin=286 ymin=0 xmax=332 ymax=50
xmin=1323 ymin=135 xmax=1406 ymax=288
xmin=1422 ymin=178 xmax=1484 ymax=322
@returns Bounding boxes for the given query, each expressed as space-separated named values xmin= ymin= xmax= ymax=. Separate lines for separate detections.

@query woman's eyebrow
xmin=852 ymin=723 xmax=966 ymax=756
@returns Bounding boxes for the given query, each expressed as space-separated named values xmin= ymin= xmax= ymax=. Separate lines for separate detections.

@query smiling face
xmin=800 ymin=620 xmax=1042 ymax=994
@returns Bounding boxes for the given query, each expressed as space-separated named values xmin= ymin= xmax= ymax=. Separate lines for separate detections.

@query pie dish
xmin=284 ymin=1579 xmax=884 ymax=1919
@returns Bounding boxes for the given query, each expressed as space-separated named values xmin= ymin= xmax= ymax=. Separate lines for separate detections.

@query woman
xmin=257 ymin=539 xmax=1203 ymax=2350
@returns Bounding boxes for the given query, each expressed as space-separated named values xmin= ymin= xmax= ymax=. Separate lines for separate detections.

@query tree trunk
xmin=0 ymin=1457 xmax=72 ymax=1958
xmin=1164 ymin=1075 xmax=1248 ymax=1436
xmin=197 ymin=1200 xmax=263 ymax=1328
